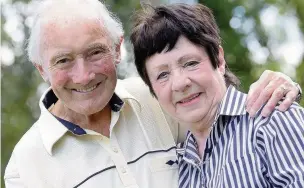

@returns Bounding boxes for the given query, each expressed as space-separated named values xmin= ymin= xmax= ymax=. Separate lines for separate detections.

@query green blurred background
xmin=1 ymin=0 xmax=304 ymax=186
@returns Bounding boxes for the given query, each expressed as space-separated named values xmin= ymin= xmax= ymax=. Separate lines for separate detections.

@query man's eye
xmin=56 ymin=58 xmax=69 ymax=64
xmin=157 ymin=72 xmax=169 ymax=80
xmin=184 ymin=61 xmax=199 ymax=68
xmin=87 ymin=49 xmax=107 ymax=61
xmin=90 ymin=50 xmax=103 ymax=56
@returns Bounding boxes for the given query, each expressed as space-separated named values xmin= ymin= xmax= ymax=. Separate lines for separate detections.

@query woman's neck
xmin=191 ymin=126 xmax=212 ymax=159
xmin=187 ymin=106 xmax=218 ymax=159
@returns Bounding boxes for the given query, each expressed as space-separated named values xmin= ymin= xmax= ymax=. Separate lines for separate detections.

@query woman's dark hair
xmin=130 ymin=3 xmax=239 ymax=96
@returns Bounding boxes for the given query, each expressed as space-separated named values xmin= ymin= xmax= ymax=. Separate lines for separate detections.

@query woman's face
xmin=145 ymin=36 xmax=227 ymax=125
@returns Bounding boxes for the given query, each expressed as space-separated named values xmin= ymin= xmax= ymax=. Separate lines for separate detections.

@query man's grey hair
xmin=27 ymin=0 xmax=124 ymax=65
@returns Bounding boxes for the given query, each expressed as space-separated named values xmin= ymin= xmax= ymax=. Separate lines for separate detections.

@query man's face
xmin=146 ymin=36 xmax=227 ymax=124
xmin=37 ymin=18 xmax=119 ymax=115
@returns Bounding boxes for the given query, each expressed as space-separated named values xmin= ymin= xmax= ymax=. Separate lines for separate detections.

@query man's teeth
xmin=75 ymin=84 xmax=98 ymax=93
xmin=180 ymin=94 xmax=200 ymax=103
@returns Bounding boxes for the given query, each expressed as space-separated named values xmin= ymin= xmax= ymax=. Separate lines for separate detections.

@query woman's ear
xmin=218 ymin=46 xmax=226 ymax=75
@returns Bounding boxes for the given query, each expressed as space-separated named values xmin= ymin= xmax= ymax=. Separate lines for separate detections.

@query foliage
xmin=1 ymin=0 xmax=303 ymax=187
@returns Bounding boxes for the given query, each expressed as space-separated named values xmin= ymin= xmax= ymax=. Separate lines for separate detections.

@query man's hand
xmin=246 ymin=70 xmax=301 ymax=117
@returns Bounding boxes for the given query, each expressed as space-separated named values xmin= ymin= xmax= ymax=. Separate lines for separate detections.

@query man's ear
xmin=114 ymin=36 xmax=124 ymax=65
xmin=218 ymin=46 xmax=226 ymax=75
xmin=34 ymin=63 xmax=49 ymax=82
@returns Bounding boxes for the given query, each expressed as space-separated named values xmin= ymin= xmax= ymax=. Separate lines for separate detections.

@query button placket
xmin=99 ymin=133 xmax=139 ymax=188
xmin=112 ymin=146 xmax=119 ymax=153
xmin=120 ymin=166 xmax=127 ymax=174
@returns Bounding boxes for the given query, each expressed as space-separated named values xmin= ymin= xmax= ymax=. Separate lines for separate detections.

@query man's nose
xmin=71 ymin=58 xmax=95 ymax=85
xmin=171 ymin=69 xmax=191 ymax=92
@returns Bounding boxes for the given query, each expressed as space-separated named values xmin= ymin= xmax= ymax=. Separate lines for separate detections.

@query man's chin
xmin=71 ymin=108 xmax=100 ymax=116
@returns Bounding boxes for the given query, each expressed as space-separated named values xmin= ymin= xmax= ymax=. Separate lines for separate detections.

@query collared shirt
xmin=52 ymin=91 xmax=124 ymax=135
xmin=177 ymin=86 xmax=304 ymax=188
xmin=4 ymin=77 xmax=181 ymax=188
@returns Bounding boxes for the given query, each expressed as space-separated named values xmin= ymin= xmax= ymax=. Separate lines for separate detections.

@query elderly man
xmin=130 ymin=3 xmax=304 ymax=187
xmin=4 ymin=0 xmax=302 ymax=187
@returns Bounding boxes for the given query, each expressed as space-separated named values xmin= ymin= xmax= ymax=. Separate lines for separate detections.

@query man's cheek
xmin=96 ymin=61 xmax=116 ymax=76
xmin=50 ymin=71 xmax=69 ymax=86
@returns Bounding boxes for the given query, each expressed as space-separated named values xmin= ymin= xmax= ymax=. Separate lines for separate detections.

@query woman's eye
xmin=157 ymin=72 xmax=169 ymax=80
xmin=184 ymin=61 xmax=199 ymax=68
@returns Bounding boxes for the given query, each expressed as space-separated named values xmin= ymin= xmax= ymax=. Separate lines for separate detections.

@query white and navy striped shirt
xmin=177 ymin=86 xmax=304 ymax=188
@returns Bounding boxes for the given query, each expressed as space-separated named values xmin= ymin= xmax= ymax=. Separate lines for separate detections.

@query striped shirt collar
xmin=217 ymin=86 xmax=247 ymax=116
xmin=176 ymin=86 xmax=247 ymax=161
xmin=38 ymin=83 xmax=140 ymax=155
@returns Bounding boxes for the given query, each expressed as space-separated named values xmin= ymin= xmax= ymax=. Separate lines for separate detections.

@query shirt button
xmin=121 ymin=167 xmax=127 ymax=173
xmin=112 ymin=147 xmax=118 ymax=153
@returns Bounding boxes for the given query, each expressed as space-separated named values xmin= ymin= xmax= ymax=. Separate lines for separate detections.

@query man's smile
xmin=70 ymin=82 xmax=102 ymax=93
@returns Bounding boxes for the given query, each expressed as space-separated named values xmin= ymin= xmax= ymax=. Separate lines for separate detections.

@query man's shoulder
xmin=117 ymin=77 xmax=182 ymax=143
xmin=117 ymin=77 xmax=155 ymax=104
xmin=118 ymin=77 xmax=150 ymax=94
xmin=12 ymin=122 xmax=43 ymax=155
xmin=5 ymin=121 xmax=45 ymax=177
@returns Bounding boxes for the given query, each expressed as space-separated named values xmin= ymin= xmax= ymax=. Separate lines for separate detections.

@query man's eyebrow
xmin=50 ymin=52 xmax=71 ymax=63
xmin=84 ymin=43 xmax=111 ymax=53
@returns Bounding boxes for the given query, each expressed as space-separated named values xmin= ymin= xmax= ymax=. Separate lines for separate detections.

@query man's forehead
xmin=40 ymin=18 xmax=110 ymax=45
xmin=42 ymin=17 xmax=106 ymax=34
xmin=39 ymin=18 xmax=112 ymax=61
xmin=39 ymin=1 xmax=108 ymax=36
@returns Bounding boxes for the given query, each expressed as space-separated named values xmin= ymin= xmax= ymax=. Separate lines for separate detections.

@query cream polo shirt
xmin=4 ymin=77 xmax=182 ymax=188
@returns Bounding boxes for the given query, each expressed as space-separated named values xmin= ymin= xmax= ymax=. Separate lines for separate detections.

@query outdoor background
xmin=1 ymin=0 xmax=304 ymax=186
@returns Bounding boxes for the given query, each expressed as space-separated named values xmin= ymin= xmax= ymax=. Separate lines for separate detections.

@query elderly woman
xmin=131 ymin=3 xmax=304 ymax=188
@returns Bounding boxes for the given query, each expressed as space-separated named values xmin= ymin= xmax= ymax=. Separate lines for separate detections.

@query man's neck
xmin=50 ymin=101 xmax=112 ymax=137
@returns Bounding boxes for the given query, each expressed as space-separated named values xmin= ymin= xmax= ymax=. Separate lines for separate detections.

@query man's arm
xmin=255 ymin=106 xmax=304 ymax=187
xmin=5 ymin=176 xmax=24 ymax=188
xmin=246 ymin=70 xmax=302 ymax=117
xmin=4 ymin=153 xmax=25 ymax=188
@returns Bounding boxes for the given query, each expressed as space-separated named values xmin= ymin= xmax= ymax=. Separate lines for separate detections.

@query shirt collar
xmin=38 ymin=82 xmax=141 ymax=156
xmin=115 ymin=79 xmax=141 ymax=110
xmin=176 ymin=131 xmax=201 ymax=166
xmin=217 ymin=86 xmax=247 ymax=116
xmin=38 ymin=87 xmax=69 ymax=156
xmin=176 ymin=86 xmax=247 ymax=161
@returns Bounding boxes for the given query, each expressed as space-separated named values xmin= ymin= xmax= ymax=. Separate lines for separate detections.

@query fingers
xmin=246 ymin=70 xmax=300 ymax=117
xmin=277 ymin=86 xmax=299 ymax=111
xmin=246 ymin=83 xmax=261 ymax=109
xmin=253 ymin=82 xmax=298 ymax=117
xmin=261 ymin=86 xmax=286 ymax=117
xmin=248 ymin=82 xmax=275 ymax=117
xmin=246 ymin=71 xmax=272 ymax=109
